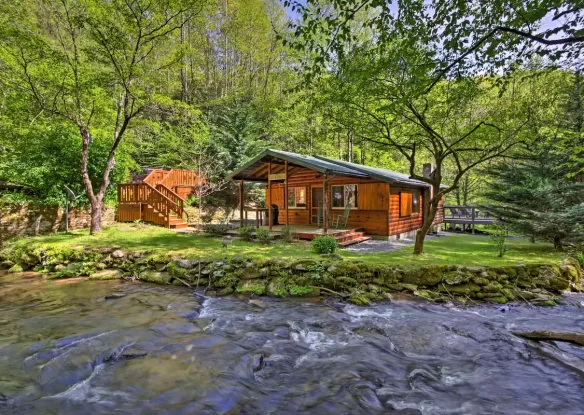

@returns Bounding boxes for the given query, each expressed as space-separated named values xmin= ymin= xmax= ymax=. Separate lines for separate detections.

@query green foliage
xmin=577 ymin=252 xmax=584 ymax=269
xmin=490 ymin=225 xmax=509 ymax=258
xmin=255 ymin=228 xmax=272 ymax=245
xmin=288 ymin=285 xmax=314 ymax=296
xmin=311 ymin=235 xmax=338 ymax=255
xmin=237 ymin=226 xmax=255 ymax=242
xmin=202 ymin=224 xmax=230 ymax=237
xmin=280 ymin=226 xmax=297 ymax=243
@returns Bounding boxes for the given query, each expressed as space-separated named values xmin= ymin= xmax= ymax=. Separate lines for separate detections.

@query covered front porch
xmin=228 ymin=149 xmax=370 ymax=235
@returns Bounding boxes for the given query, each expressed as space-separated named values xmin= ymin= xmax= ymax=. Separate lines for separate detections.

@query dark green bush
xmin=311 ymin=235 xmax=338 ymax=254
xmin=202 ymin=224 xmax=230 ymax=237
xmin=237 ymin=226 xmax=255 ymax=241
xmin=255 ymin=228 xmax=272 ymax=245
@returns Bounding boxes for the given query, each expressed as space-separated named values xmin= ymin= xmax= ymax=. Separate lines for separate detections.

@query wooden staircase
xmin=117 ymin=168 xmax=202 ymax=229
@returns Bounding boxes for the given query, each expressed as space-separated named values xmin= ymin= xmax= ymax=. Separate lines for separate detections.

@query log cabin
xmin=227 ymin=149 xmax=444 ymax=245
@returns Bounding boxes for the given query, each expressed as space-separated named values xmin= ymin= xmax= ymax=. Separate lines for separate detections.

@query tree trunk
xmin=413 ymin=187 xmax=440 ymax=255
xmin=553 ymin=235 xmax=563 ymax=251
xmin=90 ymin=198 xmax=103 ymax=234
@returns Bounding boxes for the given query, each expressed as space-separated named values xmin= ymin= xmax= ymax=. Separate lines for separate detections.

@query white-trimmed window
xmin=332 ymin=184 xmax=358 ymax=209
xmin=288 ymin=186 xmax=307 ymax=208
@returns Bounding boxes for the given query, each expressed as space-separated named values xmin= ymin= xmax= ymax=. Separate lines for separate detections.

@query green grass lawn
xmin=5 ymin=223 xmax=567 ymax=266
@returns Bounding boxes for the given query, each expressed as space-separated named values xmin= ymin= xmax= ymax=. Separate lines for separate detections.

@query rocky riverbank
xmin=1 ymin=244 xmax=581 ymax=306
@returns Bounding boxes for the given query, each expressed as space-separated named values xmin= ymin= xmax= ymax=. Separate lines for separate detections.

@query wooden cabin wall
xmin=265 ymin=168 xmax=391 ymax=235
xmin=389 ymin=186 xmax=423 ymax=236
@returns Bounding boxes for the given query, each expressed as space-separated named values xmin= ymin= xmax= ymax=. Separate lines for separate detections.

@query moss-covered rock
xmin=288 ymin=285 xmax=317 ymax=296
xmin=402 ymin=266 xmax=443 ymax=286
xmin=140 ymin=271 xmax=171 ymax=284
xmin=8 ymin=264 xmax=24 ymax=273
xmin=347 ymin=293 xmax=370 ymax=306
xmin=89 ymin=269 xmax=123 ymax=280
xmin=236 ymin=280 xmax=266 ymax=295
xmin=217 ymin=287 xmax=234 ymax=296
xmin=443 ymin=283 xmax=481 ymax=295
xmin=484 ymin=296 xmax=508 ymax=304
xmin=443 ymin=267 xmax=472 ymax=285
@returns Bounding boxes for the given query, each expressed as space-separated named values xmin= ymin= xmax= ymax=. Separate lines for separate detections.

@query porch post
xmin=239 ymin=179 xmax=244 ymax=228
xmin=268 ymin=162 xmax=272 ymax=231
xmin=323 ymin=175 xmax=329 ymax=235
xmin=284 ymin=160 xmax=289 ymax=227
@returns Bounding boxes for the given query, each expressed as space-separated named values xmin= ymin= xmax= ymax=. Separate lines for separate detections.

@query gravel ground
xmin=346 ymin=232 xmax=451 ymax=253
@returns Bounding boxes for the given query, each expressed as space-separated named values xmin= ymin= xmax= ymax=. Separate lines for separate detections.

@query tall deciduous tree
xmin=0 ymin=0 xmax=205 ymax=233
xmin=319 ymin=45 xmax=531 ymax=254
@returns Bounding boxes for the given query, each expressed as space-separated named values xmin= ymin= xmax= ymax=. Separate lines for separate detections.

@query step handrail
xmin=156 ymin=183 xmax=189 ymax=223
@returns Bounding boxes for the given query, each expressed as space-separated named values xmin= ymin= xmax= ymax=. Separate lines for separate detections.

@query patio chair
xmin=459 ymin=207 xmax=471 ymax=217
xmin=449 ymin=207 xmax=459 ymax=217
xmin=332 ymin=205 xmax=351 ymax=228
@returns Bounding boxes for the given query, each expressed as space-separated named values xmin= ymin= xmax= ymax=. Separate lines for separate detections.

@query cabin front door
xmin=311 ymin=186 xmax=323 ymax=224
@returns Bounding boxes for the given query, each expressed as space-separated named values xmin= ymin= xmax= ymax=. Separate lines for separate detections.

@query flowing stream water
xmin=1 ymin=271 xmax=584 ymax=414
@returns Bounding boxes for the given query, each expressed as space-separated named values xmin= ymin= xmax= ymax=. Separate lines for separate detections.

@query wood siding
xmin=389 ymin=187 xmax=423 ymax=236
xmin=264 ymin=168 xmax=390 ymax=235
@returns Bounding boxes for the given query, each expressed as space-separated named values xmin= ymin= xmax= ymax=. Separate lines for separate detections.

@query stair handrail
xmin=156 ymin=183 xmax=189 ymax=223
xmin=142 ymin=183 xmax=184 ymax=222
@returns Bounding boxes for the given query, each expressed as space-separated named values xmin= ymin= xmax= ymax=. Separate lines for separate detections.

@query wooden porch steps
xmin=339 ymin=236 xmax=372 ymax=247
xmin=294 ymin=226 xmax=372 ymax=247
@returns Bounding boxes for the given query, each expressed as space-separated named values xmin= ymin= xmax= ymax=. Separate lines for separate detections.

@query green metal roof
xmin=226 ymin=149 xmax=441 ymax=188
xmin=314 ymin=155 xmax=433 ymax=187
xmin=225 ymin=149 xmax=369 ymax=181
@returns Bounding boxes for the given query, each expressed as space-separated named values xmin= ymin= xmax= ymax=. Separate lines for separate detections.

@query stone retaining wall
xmin=0 ymin=203 xmax=115 ymax=241
xmin=1 ymin=244 xmax=581 ymax=306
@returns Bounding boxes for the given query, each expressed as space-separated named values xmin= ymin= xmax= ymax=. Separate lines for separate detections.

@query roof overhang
xmin=225 ymin=149 xmax=368 ymax=182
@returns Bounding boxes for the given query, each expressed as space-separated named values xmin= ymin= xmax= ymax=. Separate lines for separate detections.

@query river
xmin=1 ymin=271 xmax=584 ymax=414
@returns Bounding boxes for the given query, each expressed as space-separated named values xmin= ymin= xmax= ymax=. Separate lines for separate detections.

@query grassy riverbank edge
xmin=1 ymin=242 xmax=581 ymax=306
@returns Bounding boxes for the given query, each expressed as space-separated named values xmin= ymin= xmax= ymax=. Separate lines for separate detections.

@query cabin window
xmin=400 ymin=190 xmax=420 ymax=217
xmin=288 ymin=186 xmax=307 ymax=208
xmin=332 ymin=184 xmax=358 ymax=209
xmin=412 ymin=190 xmax=420 ymax=214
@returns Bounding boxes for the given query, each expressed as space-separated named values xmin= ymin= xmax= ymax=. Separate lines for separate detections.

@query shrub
xmin=311 ymin=235 xmax=338 ymax=254
xmin=255 ymin=228 xmax=272 ymax=245
xmin=489 ymin=225 xmax=508 ymax=257
xmin=202 ymin=223 xmax=230 ymax=237
xmin=237 ymin=226 xmax=255 ymax=241
xmin=577 ymin=252 xmax=584 ymax=268
xmin=280 ymin=226 xmax=297 ymax=243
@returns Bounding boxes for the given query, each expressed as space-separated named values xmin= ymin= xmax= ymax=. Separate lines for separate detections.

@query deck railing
xmin=442 ymin=205 xmax=495 ymax=233
xmin=160 ymin=169 xmax=204 ymax=189
xmin=118 ymin=183 xmax=185 ymax=226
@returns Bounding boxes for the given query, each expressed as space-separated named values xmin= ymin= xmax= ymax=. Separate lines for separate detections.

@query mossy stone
xmin=8 ymin=264 xmax=24 ymax=273
xmin=236 ymin=280 xmax=266 ymax=295
xmin=217 ymin=287 xmax=234 ymax=296
xmin=443 ymin=268 xmax=472 ymax=285
xmin=482 ymin=282 xmax=503 ymax=293
xmin=500 ymin=288 xmax=516 ymax=300
xmin=348 ymin=294 xmax=370 ymax=306
xmin=472 ymin=277 xmax=489 ymax=286
xmin=538 ymin=300 xmax=557 ymax=306
xmin=140 ymin=271 xmax=171 ymax=284
xmin=484 ymin=296 xmax=508 ymax=304
xmin=89 ymin=269 xmax=123 ymax=280
xmin=446 ymin=283 xmax=481 ymax=295
xmin=402 ymin=266 xmax=442 ymax=286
